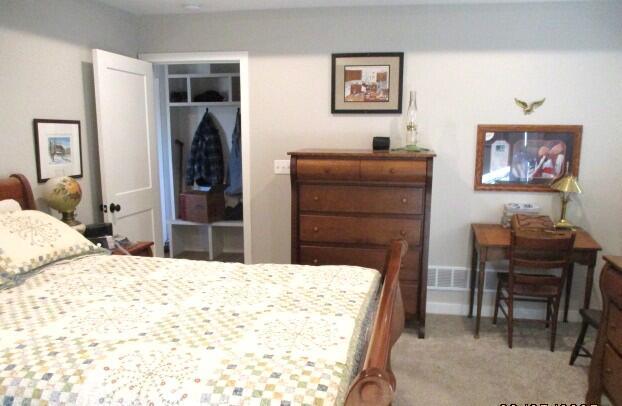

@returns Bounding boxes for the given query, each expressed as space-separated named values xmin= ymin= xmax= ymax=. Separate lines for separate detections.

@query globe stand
xmin=61 ymin=210 xmax=86 ymax=234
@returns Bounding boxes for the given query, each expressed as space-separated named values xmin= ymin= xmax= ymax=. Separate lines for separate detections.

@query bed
xmin=0 ymin=174 xmax=406 ymax=406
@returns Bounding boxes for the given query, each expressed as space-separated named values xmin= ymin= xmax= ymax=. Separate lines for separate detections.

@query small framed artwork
xmin=33 ymin=119 xmax=83 ymax=183
xmin=331 ymin=52 xmax=404 ymax=114
xmin=475 ymin=124 xmax=582 ymax=192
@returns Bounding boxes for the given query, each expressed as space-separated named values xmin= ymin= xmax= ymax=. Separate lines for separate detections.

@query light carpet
xmin=391 ymin=314 xmax=601 ymax=406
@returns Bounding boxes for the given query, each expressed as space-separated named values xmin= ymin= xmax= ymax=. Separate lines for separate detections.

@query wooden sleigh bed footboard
xmin=345 ymin=239 xmax=408 ymax=406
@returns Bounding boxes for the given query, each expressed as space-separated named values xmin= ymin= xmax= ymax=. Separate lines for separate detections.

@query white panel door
xmin=93 ymin=49 xmax=163 ymax=256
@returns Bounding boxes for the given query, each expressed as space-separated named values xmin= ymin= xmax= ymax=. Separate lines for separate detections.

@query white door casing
xmin=93 ymin=49 xmax=164 ymax=256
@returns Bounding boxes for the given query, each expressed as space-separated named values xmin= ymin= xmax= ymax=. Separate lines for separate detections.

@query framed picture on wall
xmin=33 ymin=119 xmax=83 ymax=183
xmin=331 ymin=52 xmax=404 ymax=114
xmin=474 ymin=124 xmax=582 ymax=192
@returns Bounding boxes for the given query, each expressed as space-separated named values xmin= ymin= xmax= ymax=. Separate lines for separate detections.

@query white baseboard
xmin=426 ymin=301 xmax=581 ymax=323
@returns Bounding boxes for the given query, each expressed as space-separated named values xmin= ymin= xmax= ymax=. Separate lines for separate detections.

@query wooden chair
xmin=493 ymin=229 xmax=576 ymax=351
xmin=569 ymin=308 xmax=601 ymax=365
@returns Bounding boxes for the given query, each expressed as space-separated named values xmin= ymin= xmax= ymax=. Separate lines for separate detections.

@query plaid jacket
xmin=186 ymin=110 xmax=224 ymax=187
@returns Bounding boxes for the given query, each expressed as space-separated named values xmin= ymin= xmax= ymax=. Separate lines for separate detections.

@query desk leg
xmin=584 ymin=262 xmax=596 ymax=309
xmin=475 ymin=249 xmax=487 ymax=339
xmin=468 ymin=243 xmax=478 ymax=318
xmin=563 ymin=263 xmax=574 ymax=323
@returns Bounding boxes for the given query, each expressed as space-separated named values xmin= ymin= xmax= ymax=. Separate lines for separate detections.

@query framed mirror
xmin=474 ymin=124 xmax=582 ymax=192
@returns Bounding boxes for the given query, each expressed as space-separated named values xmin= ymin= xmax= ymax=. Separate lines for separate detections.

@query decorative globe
xmin=43 ymin=177 xmax=85 ymax=233
xmin=44 ymin=176 xmax=82 ymax=213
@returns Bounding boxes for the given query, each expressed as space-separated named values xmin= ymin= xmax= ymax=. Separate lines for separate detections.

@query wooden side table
xmin=112 ymin=241 xmax=154 ymax=257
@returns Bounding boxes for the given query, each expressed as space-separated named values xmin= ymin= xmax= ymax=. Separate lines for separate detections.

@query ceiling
xmin=94 ymin=0 xmax=581 ymax=15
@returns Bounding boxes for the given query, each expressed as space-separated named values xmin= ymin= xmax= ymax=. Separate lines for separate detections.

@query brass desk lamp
xmin=550 ymin=173 xmax=582 ymax=229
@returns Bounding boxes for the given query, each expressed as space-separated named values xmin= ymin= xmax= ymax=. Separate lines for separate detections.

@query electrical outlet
xmin=274 ymin=159 xmax=291 ymax=174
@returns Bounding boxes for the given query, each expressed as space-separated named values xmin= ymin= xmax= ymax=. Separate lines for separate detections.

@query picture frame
xmin=331 ymin=52 xmax=404 ymax=114
xmin=33 ymin=119 xmax=83 ymax=183
xmin=474 ymin=124 xmax=582 ymax=192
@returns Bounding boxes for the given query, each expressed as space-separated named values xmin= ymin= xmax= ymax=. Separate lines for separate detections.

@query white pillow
xmin=0 ymin=210 xmax=101 ymax=279
xmin=0 ymin=199 xmax=21 ymax=213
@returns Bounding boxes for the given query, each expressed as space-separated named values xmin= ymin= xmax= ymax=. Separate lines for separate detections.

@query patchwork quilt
xmin=0 ymin=254 xmax=380 ymax=405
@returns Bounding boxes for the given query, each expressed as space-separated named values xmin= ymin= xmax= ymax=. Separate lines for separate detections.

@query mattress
xmin=0 ymin=254 xmax=380 ymax=405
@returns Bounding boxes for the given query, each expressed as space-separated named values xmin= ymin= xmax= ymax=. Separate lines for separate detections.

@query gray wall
xmin=0 ymin=0 xmax=138 ymax=223
xmin=138 ymin=2 xmax=622 ymax=313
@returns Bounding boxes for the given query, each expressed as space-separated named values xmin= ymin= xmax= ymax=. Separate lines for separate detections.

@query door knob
xmin=109 ymin=203 xmax=121 ymax=213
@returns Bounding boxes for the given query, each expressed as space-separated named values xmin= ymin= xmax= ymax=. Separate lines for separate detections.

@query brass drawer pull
xmin=313 ymin=196 xmax=319 ymax=201
xmin=605 ymin=368 xmax=613 ymax=374
xmin=312 ymin=258 xmax=319 ymax=265
xmin=313 ymin=226 xmax=319 ymax=232
xmin=389 ymin=168 xmax=396 ymax=174
xmin=400 ymin=230 xmax=407 ymax=237
xmin=401 ymin=197 xmax=408 ymax=204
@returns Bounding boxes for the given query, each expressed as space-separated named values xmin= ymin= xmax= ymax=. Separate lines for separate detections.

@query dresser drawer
xmin=296 ymin=159 xmax=359 ymax=181
xmin=299 ymin=245 xmax=421 ymax=280
xmin=300 ymin=215 xmax=422 ymax=246
xmin=360 ymin=160 xmax=427 ymax=182
xmin=607 ymin=303 xmax=622 ymax=354
xmin=603 ymin=344 xmax=622 ymax=404
xmin=400 ymin=281 xmax=419 ymax=316
xmin=299 ymin=184 xmax=424 ymax=215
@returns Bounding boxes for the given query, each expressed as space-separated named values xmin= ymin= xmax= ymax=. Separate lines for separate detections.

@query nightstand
xmin=112 ymin=241 xmax=154 ymax=257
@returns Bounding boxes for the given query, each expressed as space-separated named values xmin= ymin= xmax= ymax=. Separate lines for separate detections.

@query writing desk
xmin=468 ymin=223 xmax=602 ymax=338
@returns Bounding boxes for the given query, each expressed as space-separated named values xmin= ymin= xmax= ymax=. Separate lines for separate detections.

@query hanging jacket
xmin=225 ymin=108 xmax=242 ymax=196
xmin=186 ymin=109 xmax=224 ymax=187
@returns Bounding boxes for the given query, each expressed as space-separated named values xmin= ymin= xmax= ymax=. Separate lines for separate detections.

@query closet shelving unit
xmin=159 ymin=63 xmax=244 ymax=263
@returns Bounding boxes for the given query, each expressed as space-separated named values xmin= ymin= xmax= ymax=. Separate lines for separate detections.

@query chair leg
xmin=545 ymin=298 xmax=551 ymax=329
xmin=550 ymin=296 xmax=561 ymax=352
xmin=570 ymin=321 xmax=589 ymax=365
xmin=507 ymin=291 xmax=514 ymax=349
xmin=493 ymin=279 xmax=501 ymax=325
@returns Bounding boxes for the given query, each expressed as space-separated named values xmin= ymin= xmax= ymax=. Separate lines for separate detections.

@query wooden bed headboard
xmin=0 ymin=174 xmax=36 ymax=210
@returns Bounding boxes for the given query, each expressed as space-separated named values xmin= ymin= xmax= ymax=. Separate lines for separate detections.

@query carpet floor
xmin=391 ymin=314 xmax=603 ymax=406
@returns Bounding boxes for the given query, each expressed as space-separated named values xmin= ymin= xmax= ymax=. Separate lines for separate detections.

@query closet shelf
xmin=170 ymin=219 xmax=243 ymax=227
xmin=169 ymin=102 xmax=241 ymax=107
xmin=168 ymin=73 xmax=240 ymax=79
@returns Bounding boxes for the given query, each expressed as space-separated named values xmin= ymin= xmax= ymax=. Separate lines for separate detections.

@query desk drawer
xmin=296 ymin=159 xmax=359 ymax=181
xmin=299 ymin=245 xmax=421 ymax=281
xmin=607 ymin=303 xmax=622 ymax=355
xmin=360 ymin=160 xmax=427 ymax=182
xmin=300 ymin=214 xmax=422 ymax=246
xmin=299 ymin=184 xmax=424 ymax=215
xmin=603 ymin=344 xmax=622 ymax=404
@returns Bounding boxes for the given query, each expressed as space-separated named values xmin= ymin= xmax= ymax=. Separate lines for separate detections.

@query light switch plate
xmin=274 ymin=159 xmax=290 ymax=174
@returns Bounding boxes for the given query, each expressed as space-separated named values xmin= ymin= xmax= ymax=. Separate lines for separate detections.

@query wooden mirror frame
xmin=474 ymin=124 xmax=582 ymax=192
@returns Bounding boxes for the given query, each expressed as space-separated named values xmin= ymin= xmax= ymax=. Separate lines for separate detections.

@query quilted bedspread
xmin=0 ymin=254 xmax=380 ymax=405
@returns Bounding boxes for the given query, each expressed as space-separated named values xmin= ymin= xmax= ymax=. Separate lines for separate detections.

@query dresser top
xmin=288 ymin=148 xmax=436 ymax=159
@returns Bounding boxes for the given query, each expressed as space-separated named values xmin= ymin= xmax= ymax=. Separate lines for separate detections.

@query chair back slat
xmin=509 ymin=229 xmax=576 ymax=283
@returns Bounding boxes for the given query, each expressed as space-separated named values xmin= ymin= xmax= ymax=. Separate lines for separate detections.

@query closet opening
xmin=141 ymin=52 xmax=251 ymax=264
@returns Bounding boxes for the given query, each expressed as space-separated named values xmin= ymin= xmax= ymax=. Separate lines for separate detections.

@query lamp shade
xmin=551 ymin=174 xmax=582 ymax=194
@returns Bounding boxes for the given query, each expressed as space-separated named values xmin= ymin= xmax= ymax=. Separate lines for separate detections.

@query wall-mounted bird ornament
xmin=514 ymin=98 xmax=546 ymax=115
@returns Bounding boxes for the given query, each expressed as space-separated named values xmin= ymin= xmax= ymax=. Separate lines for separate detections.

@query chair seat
xmin=579 ymin=308 xmax=602 ymax=328
xmin=497 ymin=272 xmax=561 ymax=297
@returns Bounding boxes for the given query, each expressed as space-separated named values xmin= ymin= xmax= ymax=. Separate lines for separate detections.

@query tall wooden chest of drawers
xmin=587 ymin=256 xmax=622 ymax=405
xmin=289 ymin=149 xmax=435 ymax=338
